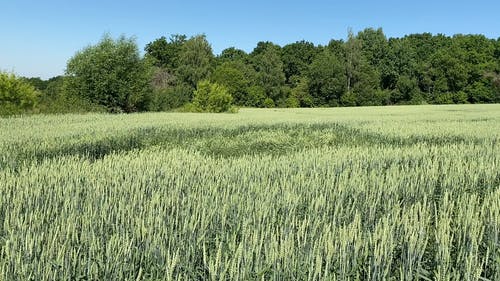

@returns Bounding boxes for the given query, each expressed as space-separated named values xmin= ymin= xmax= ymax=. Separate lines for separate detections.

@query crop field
xmin=0 ymin=104 xmax=499 ymax=280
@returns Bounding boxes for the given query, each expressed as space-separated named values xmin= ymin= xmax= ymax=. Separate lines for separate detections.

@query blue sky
xmin=1 ymin=0 xmax=499 ymax=79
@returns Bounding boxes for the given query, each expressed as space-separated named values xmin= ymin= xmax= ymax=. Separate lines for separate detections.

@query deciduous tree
xmin=66 ymin=34 xmax=152 ymax=113
xmin=176 ymin=35 xmax=214 ymax=89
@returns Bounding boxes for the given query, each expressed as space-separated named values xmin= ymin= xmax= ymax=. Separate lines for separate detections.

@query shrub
xmin=285 ymin=96 xmax=300 ymax=108
xmin=31 ymin=76 xmax=105 ymax=114
xmin=193 ymin=80 xmax=234 ymax=112
xmin=0 ymin=72 xmax=38 ymax=116
xmin=262 ymin=97 xmax=275 ymax=108
xmin=434 ymin=92 xmax=455 ymax=104
xmin=149 ymin=83 xmax=194 ymax=111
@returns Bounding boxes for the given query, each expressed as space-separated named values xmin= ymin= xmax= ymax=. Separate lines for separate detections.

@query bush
xmin=149 ymin=83 xmax=193 ymax=111
xmin=263 ymin=97 xmax=275 ymax=108
xmin=285 ymin=96 xmax=300 ymax=108
xmin=0 ymin=72 xmax=38 ymax=116
xmin=434 ymin=93 xmax=455 ymax=104
xmin=177 ymin=102 xmax=201 ymax=112
xmin=193 ymin=80 xmax=234 ymax=112
xmin=33 ymin=76 xmax=105 ymax=114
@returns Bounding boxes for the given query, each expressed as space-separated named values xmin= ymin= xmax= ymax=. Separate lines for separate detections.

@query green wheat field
xmin=0 ymin=104 xmax=499 ymax=280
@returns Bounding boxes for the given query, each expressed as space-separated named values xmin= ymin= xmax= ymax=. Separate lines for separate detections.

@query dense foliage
xmin=65 ymin=34 xmax=152 ymax=113
xmin=0 ymin=105 xmax=499 ymax=280
xmin=5 ymin=28 xmax=500 ymax=115
xmin=143 ymin=29 xmax=500 ymax=109
xmin=192 ymin=80 xmax=234 ymax=113
xmin=0 ymin=72 xmax=38 ymax=115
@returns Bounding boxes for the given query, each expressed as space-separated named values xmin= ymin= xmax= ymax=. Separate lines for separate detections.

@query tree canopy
xmin=8 ymin=29 xmax=500 ymax=116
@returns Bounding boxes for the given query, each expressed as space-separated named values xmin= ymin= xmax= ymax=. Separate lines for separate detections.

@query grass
xmin=0 ymin=104 xmax=499 ymax=280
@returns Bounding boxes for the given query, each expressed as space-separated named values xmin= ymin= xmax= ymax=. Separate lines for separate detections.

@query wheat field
xmin=0 ymin=105 xmax=499 ymax=280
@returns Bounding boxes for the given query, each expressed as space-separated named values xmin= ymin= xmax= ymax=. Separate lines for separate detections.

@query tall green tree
xmin=176 ymin=35 xmax=214 ymax=89
xmin=65 ymin=34 xmax=152 ymax=113
xmin=352 ymin=63 xmax=381 ymax=105
xmin=251 ymin=41 xmax=281 ymax=57
xmin=281 ymin=40 xmax=318 ymax=83
xmin=429 ymin=48 xmax=468 ymax=93
xmin=345 ymin=29 xmax=363 ymax=93
xmin=343 ymin=30 xmax=381 ymax=105
xmin=307 ymin=50 xmax=346 ymax=106
xmin=218 ymin=47 xmax=249 ymax=63
xmin=380 ymin=38 xmax=416 ymax=90
xmin=211 ymin=61 xmax=253 ymax=105
xmin=357 ymin=28 xmax=388 ymax=68
xmin=453 ymin=35 xmax=496 ymax=83
xmin=327 ymin=39 xmax=346 ymax=59
xmin=144 ymin=34 xmax=186 ymax=70
xmin=252 ymin=46 xmax=285 ymax=102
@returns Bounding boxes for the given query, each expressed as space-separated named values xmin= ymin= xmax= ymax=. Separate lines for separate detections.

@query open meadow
xmin=0 ymin=104 xmax=499 ymax=280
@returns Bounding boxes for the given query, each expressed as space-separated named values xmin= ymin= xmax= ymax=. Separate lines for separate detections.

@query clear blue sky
xmin=1 ymin=0 xmax=499 ymax=79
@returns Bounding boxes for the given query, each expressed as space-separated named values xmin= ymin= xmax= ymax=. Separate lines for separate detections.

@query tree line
xmin=2 ymin=28 xmax=500 ymax=115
